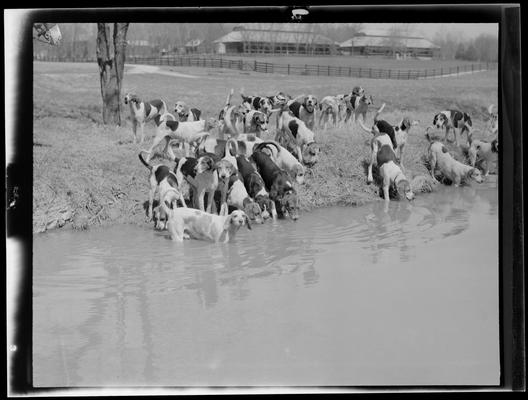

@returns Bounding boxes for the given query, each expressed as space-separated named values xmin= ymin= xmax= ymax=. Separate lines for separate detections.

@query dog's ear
xmin=223 ymin=214 xmax=233 ymax=231
xmin=244 ymin=214 xmax=252 ymax=230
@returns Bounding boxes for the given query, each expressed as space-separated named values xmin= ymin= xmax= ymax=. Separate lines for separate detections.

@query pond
xmin=33 ymin=180 xmax=499 ymax=387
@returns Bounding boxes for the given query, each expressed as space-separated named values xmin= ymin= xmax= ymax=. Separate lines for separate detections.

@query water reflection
xmin=32 ymin=182 xmax=498 ymax=387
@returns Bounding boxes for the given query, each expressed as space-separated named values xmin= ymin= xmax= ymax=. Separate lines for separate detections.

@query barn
xmin=340 ymin=30 xmax=441 ymax=59
xmin=213 ymin=23 xmax=336 ymax=55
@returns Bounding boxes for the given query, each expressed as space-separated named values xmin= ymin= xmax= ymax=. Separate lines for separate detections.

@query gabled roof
xmin=214 ymin=29 xmax=334 ymax=45
xmin=340 ymin=35 xmax=440 ymax=49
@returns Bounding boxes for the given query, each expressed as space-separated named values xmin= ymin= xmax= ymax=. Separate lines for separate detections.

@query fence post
xmin=328 ymin=65 xmax=330 ymax=76
xmin=351 ymin=67 xmax=354 ymax=77
xmin=369 ymin=68 xmax=372 ymax=78
xmin=288 ymin=64 xmax=290 ymax=75
xmin=472 ymin=64 xmax=474 ymax=72
xmin=408 ymin=70 xmax=411 ymax=79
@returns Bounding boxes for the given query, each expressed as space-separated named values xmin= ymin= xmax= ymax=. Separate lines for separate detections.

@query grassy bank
xmin=32 ymin=61 xmax=497 ymax=233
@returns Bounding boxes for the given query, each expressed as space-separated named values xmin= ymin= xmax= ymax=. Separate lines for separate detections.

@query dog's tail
xmin=225 ymin=138 xmax=239 ymax=158
xmin=253 ymin=141 xmax=281 ymax=156
xmin=138 ymin=152 xmax=153 ymax=170
xmin=225 ymin=88 xmax=234 ymax=107
xmin=358 ymin=119 xmax=373 ymax=135
xmin=373 ymin=103 xmax=385 ymax=122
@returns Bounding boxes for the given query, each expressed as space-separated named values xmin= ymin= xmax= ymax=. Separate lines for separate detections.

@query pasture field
xmin=32 ymin=61 xmax=498 ymax=233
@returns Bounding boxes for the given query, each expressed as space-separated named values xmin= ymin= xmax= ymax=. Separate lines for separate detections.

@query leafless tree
xmin=96 ymin=23 xmax=129 ymax=125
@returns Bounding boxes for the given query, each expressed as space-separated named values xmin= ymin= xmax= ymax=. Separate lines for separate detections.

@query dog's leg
xmin=147 ymin=183 xmax=157 ymax=221
xmin=132 ymin=120 xmax=138 ymax=144
xmin=367 ymin=144 xmax=377 ymax=184
xmin=197 ymin=189 xmax=206 ymax=212
xmin=429 ymin=153 xmax=439 ymax=183
xmin=382 ymin=184 xmax=390 ymax=202
xmin=139 ymin=121 xmax=146 ymax=144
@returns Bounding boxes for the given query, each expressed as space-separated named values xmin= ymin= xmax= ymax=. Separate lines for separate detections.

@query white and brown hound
xmin=432 ymin=109 xmax=473 ymax=146
xmin=124 ymin=93 xmax=168 ymax=144
xmin=426 ymin=131 xmax=484 ymax=186
xmin=174 ymin=101 xmax=202 ymax=122
xmin=376 ymin=144 xmax=414 ymax=203
xmin=253 ymin=141 xmax=305 ymax=185
xmin=344 ymin=93 xmax=373 ymax=124
xmin=144 ymin=117 xmax=219 ymax=162
xmin=358 ymin=103 xmax=419 ymax=168
xmin=236 ymin=154 xmax=277 ymax=220
xmin=486 ymin=104 xmax=498 ymax=135
xmin=318 ymin=96 xmax=341 ymax=129
xmin=138 ymin=152 xmax=187 ymax=225
xmin=166 ymin=208 xmax=251 ymax=243
xmin=243 ymin=110 xmax=269 ymax=136
xmin=467 ymin=136 xmax=498 ymax=176
xmin=288 ymin=95 xmax=318 ymax=131
xmin=175 ymin=155 xmax=219 ymax=214
xmin=226 ymin=173 xmax=264 ymax=224
xmin=276 ymin=107 xmax=320 ymax=166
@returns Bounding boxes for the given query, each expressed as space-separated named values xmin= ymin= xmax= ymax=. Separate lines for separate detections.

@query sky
xmin=362 ymin=23 xmax=498 ymax=40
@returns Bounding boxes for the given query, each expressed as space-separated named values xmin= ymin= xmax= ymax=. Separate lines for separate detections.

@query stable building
xmin=214 ymin=23 xmax=336 ymax=55
xmin=340 ymin=30 xmax=441 ymax=59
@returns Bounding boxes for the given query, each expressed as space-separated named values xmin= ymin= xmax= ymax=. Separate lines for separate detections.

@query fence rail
xmin=34 ymin=55 xmax=498 ymax=80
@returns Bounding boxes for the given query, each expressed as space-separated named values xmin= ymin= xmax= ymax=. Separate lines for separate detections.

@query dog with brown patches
xmin=288 ymin=94 xmax=318 ymax=131
xmin=252 ymin=141 xmax=305 ymax=185
xmin=166 ymin=208 xmax=251 ymax=243
xmin=144 ymin=117 xmax=219 ymax=162
xmin=344 ymin=93 xmax=373 ymax=124
xmin=486 ymin=104 xmax=498 ymax=135
xmin=174 ymin=101 xmax=202 ymax=122
xmin=467 ymin=136 xmax=498 ymax=176
xmin=276 ymin=106 xmax=320 ymax=166
xmin=376 ymin=144 xmax=414 ymax=203
xmin=432 ymin=109 xmax=473 ymax=146
xmin=138 ymin=152 xmax=187 ymax=225
xmin=426 ymin=131 xmax=484 ymax=186
xmin=318 ymin=95 xmax=341 ymax=129
xmin=226 ymin=174 xmax=264 ymax=224
xmin=197 ymin=134 xmax=263 ymax=158
xmin=124 ymin=93 xmax=167 ymax=144
xmin=243 ymin=110 xmax=269 ymax=136
xmin=175 ymin=155 xmax=218 ymax=213
xmin=218 ymin=89 xmax=247 ymax=136
xmin=250 ymin=151 xmax=299 ymax=220
xmin=236 ymin=154 xmax=277 ymax=220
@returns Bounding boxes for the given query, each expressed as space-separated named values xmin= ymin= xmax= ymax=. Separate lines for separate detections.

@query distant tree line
xmin=433 ymin=32 xmax=498 ymax=62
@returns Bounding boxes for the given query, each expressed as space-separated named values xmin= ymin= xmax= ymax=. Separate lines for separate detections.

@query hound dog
xmin=253 ymin=141 xmax=305 ymax=185
xmin=344 ymin=93 xmax=373 ymax=124
xmin=124 ymin=93 xmax=167 ymax=144
xmin=318 ymin=96 xmax=341 ymax=129
xmin=358 ymin=103 xmax=419 ymax=168
xmin=376 ymin=144 xmax=414 ymax=203
xmin=138 ymin=152 xmax=187 ymax=225
xmin=236 ymin=154 xmax=277 ymax=220
xmin=174 ymin=101 xmax=202 ymax=122
xmin=426 ymin=132 xmax=484 ymax=186
xmin=250 ymin=151 xmax=300 ymax=220
xmin=218 ymin=89 xmax=247 ymax=136
xmin=288 ymin=95 xmax=318 ymax=131
xmin=432 ymin=109 xmax=473 ymax=146
xmin=197 ymin=135 xmax=263 ymax=158
xmin=243 ymin=110 xmax=269 ymax=136
xmin=357 ymin=104 xmax=397 ymax=183
xmin=467 ymin=136 xmax=498 ymax=176
xmin=174 ymin=155 xmax=218 ymax=213
xmin=240 ymin=89 xmax=286 ymax=130
xmin=276 ymin=107 xmax=320 ymax=166
xmin=166 ymin=208 xmax=251 ymax=243
xmin=226 ymin=173 xmax=264 ymax=224
xmin=486 ymin=104 xmax=498 ymax=135
xmin=144 ymin=117 xmax=219 ymax=162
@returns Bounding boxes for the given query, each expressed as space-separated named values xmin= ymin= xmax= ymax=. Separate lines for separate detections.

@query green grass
xmin=33 ymin=61 xmax=498 ymax=233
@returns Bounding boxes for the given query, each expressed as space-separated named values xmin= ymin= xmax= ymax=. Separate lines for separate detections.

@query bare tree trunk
xmin=96 ymin=22 xmax=129 ymax=125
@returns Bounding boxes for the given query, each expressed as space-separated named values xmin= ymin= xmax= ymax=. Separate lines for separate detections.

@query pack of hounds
xmin=125 ymin=87 xmax=499 ymax=243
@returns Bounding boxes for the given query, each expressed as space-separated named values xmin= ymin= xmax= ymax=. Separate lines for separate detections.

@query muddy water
xmin=33 ymin=181 xmax=499 ymax=387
